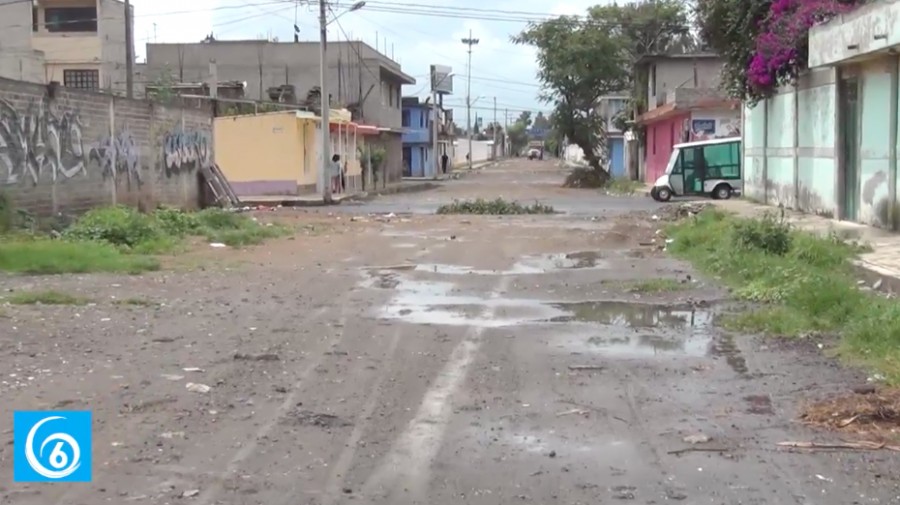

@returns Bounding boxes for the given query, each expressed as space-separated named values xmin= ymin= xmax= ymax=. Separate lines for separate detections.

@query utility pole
xmin=492 ymin=96 xmax=497 ymax=159
xmin=504 ymin=107 xmax=509 ymax=156
xmin=319 ymin=0 xmax=332 ymax=203
xmin=432 ymin=89 xmax=439 ymax=178
xmin=125 ymin=0 xmax=133 ymax=98
xmin=461 ymin=30 xmax=478 ymax=170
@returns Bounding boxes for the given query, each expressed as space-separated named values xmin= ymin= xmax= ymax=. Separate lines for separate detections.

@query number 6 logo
xmin=25 ymin=416 xmax=81 ymax=479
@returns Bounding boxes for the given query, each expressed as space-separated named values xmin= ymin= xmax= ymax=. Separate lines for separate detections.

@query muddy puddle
xmin=550 ymin=302 xmax=715 ymax=357
xmin=369 ymin=251 xmax=613 ymax=277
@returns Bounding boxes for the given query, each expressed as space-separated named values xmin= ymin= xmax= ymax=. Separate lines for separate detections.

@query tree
xmin=517 ymin=111 xmax=532 ymax=127
xmin=696 ymin=0 xmax=861 ymax=103
xmin=513 ymin=15 xmax=629 ymax=177
xmin=532 ymin=112 xmax=551 ymax=130
xmin=507 ymin=122 xmax=529 ymax=155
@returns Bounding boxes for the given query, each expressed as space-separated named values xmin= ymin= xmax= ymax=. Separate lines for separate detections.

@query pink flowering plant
xmin=747 ymin=0 xmax=860 ymax=97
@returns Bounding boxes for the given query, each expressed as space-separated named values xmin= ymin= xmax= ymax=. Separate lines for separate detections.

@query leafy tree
xmin=532 ymin=112 xmax=551 ymax=130
xmin=695 ymin=0 xmax=861 ymax=103
xmin=513 ymin=15 xmax=629 ymax=176
xmin=517 ymin=111 xmax=532 ymax=127
xmin=506 ymin=122 xmax=529 ymax=155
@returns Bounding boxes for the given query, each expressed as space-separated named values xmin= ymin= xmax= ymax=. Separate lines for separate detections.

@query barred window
xmin=63 ymin=69 xmax=99 ymax=90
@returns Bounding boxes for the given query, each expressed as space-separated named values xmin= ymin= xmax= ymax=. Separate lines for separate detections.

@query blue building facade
xmin=402 ymin=99 xmax=434 ymax=178
xmin=608 ymin=136 xmax=625 ymax=177
xmin=601 ymin=95 xmax=628 ymax=177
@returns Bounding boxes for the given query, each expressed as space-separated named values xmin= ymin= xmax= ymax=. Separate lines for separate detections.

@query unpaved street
xmin=2 ymin=159 xmax=899 ymax=504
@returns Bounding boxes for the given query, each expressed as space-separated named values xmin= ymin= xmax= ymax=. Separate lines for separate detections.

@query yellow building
xmin=214 ymin=108 xmax=378 ymax=197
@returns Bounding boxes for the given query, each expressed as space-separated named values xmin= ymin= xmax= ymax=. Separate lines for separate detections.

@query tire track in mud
xmin=191 ymin=299 xmax=353 ymax=505
xmin=359 ymin=275 xmax=514 ymax=501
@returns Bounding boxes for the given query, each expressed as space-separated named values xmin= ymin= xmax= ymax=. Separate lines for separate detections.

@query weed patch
xmin=626 ymin=279 xmax=688 ymax=293
xmin=436 ymin=198 xmax=555 ymax=215
xmin=6 ymin=290 xmax=89 ymax=305
xmin=0 ymin=239 xmax=160 ymax=274
xmin=114 ymin=297 xmax=158 ymax=307
xmin=606 ymin=178 xmax=645 ymax=196
xmin=667 ymin=209 xmax=900 ymax=383
xmin=0 ymin=206 xmax=288 ymax=275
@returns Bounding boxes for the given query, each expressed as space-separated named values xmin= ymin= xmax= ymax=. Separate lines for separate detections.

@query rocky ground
xmin=1 ymin=159 xmax=898 ymax=504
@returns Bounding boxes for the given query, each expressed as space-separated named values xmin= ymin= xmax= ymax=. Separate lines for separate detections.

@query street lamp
xmin=319 ymin=0 xmax=365 ymax=203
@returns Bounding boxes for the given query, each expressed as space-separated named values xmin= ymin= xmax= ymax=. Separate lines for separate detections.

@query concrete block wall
xmin=0 ymin=77 xmax=213 ymax=217
xmin=454 ymin=140 xmax=495 ymax=165
xmin=743 ymin=68 xmax=839 ymax=217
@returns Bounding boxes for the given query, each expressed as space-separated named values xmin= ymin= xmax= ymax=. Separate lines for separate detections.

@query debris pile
xmin=799 ymin=388 xmax=900 ymax=440
xmin=653 ymin=202 xmax=712 ymax=222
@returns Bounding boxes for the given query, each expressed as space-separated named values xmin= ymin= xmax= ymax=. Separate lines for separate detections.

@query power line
xmin=0 ymin=0 xmax=298 ymax=31
xmin=333 ymin=1 xmax=696 ymax=29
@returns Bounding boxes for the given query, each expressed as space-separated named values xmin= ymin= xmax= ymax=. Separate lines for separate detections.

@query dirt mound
xmin=800 ymin=388 xmax=900 ymax=441
xmin=562 ymin=167 xmax=609 ymax=188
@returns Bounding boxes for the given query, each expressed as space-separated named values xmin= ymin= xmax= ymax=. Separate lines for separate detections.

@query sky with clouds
xmin=129 ymin=0 xmax=605 ymax=126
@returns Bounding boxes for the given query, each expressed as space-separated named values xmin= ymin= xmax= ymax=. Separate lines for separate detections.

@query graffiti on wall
xmin=0 ymin=98 xmax=87 ymax=185
xmin=89 ymin=130 xmax=142 ymax=188
xmin=163 ymin=129 xmax=211 ymax=177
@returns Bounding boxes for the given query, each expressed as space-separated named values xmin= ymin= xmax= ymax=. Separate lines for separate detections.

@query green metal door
xmin=681 ymin=146 xmax=703 ymax=195
xmin=840 ymin=76 xmax=860 ymax=221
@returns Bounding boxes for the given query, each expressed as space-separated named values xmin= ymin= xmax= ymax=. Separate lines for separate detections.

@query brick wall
xmin=0 ymin=77 xmax=214 ymax=217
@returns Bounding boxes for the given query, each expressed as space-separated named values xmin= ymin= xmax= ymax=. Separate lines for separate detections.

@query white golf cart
xmin=650 ymin=137 xmax=742 ymax=202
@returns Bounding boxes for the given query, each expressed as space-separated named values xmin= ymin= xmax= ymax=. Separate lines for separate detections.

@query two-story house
xmin=143 ymin=40 xmax=415 ymax=184
xmin=0 ymin=0 xmax=130 ymax=91
xmin=401 ymin=97 xmax=431 ymax=177
xmin=634 ymin=52 xmax=741 ymax=183
xmin=401 ymin=97 xmax=456 ymax=177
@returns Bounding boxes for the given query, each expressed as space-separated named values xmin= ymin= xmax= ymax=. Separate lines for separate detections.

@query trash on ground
xmin=209 ymin=243 xmax=226 ymax=248
xmin=777 ymin=440 xmax=900 ymax=452
xmin=186 ymin=382 xmax=211 ymax=393
xmin=683 ymin=433 xmax=711 ymax=444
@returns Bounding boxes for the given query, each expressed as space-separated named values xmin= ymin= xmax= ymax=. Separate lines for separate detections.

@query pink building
xmin=634 ymin=53 xmax=741 ymax=183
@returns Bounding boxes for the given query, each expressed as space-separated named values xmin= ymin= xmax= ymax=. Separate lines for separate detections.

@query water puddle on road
xmin=403 ymin=251 xmax=610 ymax=276
xmin=550 ymin=302 xmax=715 ymax=357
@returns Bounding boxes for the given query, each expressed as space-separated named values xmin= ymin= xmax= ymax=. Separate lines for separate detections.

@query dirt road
xmin=2 ymin=159 xmax=899 ymax=504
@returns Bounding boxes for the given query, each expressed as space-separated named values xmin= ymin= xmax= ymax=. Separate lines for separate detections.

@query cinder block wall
xmin=0 ymin=77 xmax=213 ymax=217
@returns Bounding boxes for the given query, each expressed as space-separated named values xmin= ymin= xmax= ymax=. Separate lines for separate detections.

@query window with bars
xmin=63 ymin=69 xmax=99 ymax=90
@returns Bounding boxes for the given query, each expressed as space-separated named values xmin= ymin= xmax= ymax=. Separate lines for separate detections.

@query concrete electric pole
xmin=492 ymin=96 xmax=497 ymax=159
xmin=319 ymin=0 xmax=332 ymax=203
xmin=461 ymin=31 xmax=478 ymax=170
xmin=125 ymin=0 xmax=133 ymax=98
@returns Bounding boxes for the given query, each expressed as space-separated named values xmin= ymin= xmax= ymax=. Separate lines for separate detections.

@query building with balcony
xmin=401 ymin=97 xmax=432 ymax=177
xmin=401 ymin=96 xmax=455 ymax=177
xmin=0 ymin=0 xmax=131 ymax=91
xmin=143 ymin=40 xmax=415 ymax=185
xmin=634 ymin=52 xmax=740 ymax=183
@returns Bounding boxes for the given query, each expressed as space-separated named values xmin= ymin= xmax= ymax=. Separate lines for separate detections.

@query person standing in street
xmin=441 ymin=152 xmax=449 ymax=175
xmin=331 ymin=154 xmax=342 ymax=194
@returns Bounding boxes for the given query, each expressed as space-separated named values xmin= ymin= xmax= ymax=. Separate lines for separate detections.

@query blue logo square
xmin=13 ymin=411 xmax=92 ymax=482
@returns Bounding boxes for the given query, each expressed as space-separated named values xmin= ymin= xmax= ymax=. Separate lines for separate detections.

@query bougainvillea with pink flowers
xmin=747 ymin=0 xmax=861 ymax=97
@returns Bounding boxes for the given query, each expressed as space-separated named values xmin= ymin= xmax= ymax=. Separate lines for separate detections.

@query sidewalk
xmin=710 ymin=198 xmax=900 ymax=291
xmin=238 ymin=180 xmax=439 ymax=208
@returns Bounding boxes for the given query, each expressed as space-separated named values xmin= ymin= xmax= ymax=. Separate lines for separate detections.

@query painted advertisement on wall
xmin=689 ymin=111 xmax=741 ymax=141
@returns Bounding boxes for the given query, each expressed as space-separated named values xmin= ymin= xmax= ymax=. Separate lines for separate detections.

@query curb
xmin=347 ymin=182 xmax=441 ymax=202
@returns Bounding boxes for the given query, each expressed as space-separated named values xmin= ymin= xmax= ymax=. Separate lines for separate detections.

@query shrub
xmin=62 ymin=206 xmax=161 ymax=248
xmin=436 ymin=198 xmax=556 ymax=215
xmin=730 ymin=210 xmax=792 ymax=255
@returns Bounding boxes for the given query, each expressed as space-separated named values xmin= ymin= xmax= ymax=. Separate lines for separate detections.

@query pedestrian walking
xmin=441 ymin=152 xmax=449 ymax=174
